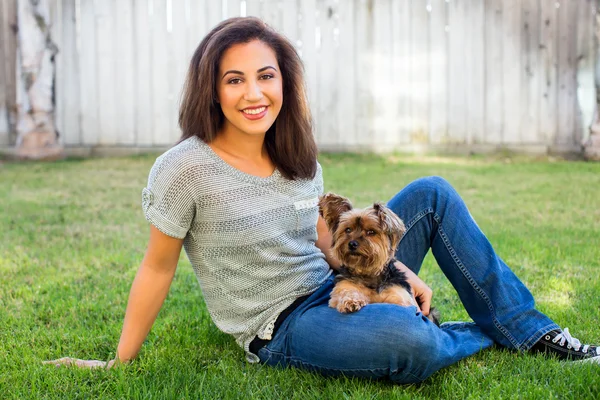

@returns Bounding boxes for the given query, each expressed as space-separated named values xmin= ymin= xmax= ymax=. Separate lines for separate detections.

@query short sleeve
xmin=141 ymin=156 xmax=196 ymax=239
xmin=314 ymin=161 xmax=324 ymax=196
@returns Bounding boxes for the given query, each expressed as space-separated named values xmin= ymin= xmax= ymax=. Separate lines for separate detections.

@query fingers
xmin=43 ymin=357 xmax=108 ymax=369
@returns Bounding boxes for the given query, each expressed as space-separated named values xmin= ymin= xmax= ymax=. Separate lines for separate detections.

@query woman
xmin=48 ymin=17 xmax=599 ymax=383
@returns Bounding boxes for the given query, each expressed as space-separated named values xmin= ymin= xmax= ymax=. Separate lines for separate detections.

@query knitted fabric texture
xmin=142 ymin=137 xmax=331 ymax=362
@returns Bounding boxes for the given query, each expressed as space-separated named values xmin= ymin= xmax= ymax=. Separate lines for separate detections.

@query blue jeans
xmin=257 ymin=177 xmax=559 ymax=384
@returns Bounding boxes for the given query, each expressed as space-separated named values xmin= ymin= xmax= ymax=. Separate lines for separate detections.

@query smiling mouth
xmin=242 ymin=106 xmax=267 ymax=115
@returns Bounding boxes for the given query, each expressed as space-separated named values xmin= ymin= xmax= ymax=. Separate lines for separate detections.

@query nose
xmin=348 ymin=240 xmax=359 ymax=251
xmin=244 ymin=80 xmax=263 ymax=102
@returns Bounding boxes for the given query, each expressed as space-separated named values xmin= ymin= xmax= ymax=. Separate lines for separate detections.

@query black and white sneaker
xmin=531 ymin=328 xmax=600 ymax=363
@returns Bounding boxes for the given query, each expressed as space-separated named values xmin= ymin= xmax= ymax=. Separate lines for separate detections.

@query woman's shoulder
xmin=151 ymin=137 xmax=209 ymax=171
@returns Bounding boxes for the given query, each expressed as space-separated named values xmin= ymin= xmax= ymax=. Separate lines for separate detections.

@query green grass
xmin=1 ymin=152 xmax=599 ymax=399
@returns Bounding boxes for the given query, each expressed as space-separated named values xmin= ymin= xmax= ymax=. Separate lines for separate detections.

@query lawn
xmin=0 ymin=152 xmax=599 ymax=399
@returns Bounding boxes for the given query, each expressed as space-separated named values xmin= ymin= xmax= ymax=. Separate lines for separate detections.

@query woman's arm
xmin=45 ymin=225 xmax=183 ymax=368
xmin=315 ymin=215 xmax=341 ymax=270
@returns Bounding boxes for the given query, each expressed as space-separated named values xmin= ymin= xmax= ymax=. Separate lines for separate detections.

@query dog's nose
xmin=348 ymin=240 xmax=359 ymax=250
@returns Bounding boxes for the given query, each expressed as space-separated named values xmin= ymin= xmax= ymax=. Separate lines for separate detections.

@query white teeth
xmin=242 ymin=107 xmax=266 ymax=115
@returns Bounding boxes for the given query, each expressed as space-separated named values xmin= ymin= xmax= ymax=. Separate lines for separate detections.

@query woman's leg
xmin=387 ymin=176 xmax=559 ymax=350
xmin=258 ymin=277 xmax=495 ymax=384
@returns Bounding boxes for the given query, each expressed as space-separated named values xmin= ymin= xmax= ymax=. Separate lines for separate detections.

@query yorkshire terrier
xmin=319 ymin=193 xmax=440 ymax=325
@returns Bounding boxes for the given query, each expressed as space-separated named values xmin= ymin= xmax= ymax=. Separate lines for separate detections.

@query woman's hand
xmin=393 ymin=260 xmax=433 ymax=316
xmin=43 ymin=357 xmax=118 ymax=369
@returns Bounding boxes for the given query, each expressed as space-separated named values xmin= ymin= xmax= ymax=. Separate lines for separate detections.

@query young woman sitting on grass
xmin=47 ymin=17 xmax=600 ymax=383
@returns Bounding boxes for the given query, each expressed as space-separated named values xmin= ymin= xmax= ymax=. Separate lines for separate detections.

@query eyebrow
xmin=221 ymin=66 xmax=277 ymax=80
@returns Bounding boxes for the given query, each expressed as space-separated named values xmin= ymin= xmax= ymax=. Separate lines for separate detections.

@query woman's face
xmin=216 ymin=40 xmax=283 ymax=139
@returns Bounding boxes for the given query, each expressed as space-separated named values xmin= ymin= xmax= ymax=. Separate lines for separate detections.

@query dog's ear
xmin=319 ymin=193 xmax=353 ymax=233
xmin=373 ymin=203 xmax=406 ymax=250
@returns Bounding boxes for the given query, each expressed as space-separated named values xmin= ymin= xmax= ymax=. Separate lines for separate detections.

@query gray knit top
xmin=141 ymin=136 xmax=332 ymax=362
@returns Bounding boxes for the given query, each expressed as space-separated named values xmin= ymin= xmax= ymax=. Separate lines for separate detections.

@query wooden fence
xmin=0 ymin=0 xmax=597 ymax=155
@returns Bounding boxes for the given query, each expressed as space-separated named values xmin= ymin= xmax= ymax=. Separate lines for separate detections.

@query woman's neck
xmin=209 ymin=129 xmax=275 ymax=178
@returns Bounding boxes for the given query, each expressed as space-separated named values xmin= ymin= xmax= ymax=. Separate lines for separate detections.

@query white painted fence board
xmin=557 ymin=0 xmax=578 ymax=146
xmin=133 ymin=0 xmax=153 ymax=146
xmin=56 ymin=0 xmax=80 ymax=146
xmin=114 ymin=0 xmax=136 ymax=145
xmin=78 ymin=0 xmax=99 ymax=145
xmin=336 ymin=0 xmax=356 ymax=147
xmin=485 ymin=0 xmax=503 ymax=144
xmin=520 ymin=0 xmax=540 ymax=144
xmin=539 ymin=0 xmax=558 ymax=144
xmin=502 ymin=0 xmax=522 ymax=144
xmin=245 ymin=0 xmax=262 ymax=17
xmin=465 ymin=0 xmax=484 ymax=144
xmin=354 ymin=0 xmax=374 ymax=149
xmin=428 ymin=0 xmax=448 ymax=145
xmin=576 ymin=0 xmax=596 ymax=143
xmin=262 ymin=0 xmax=282 ymax=27
xmin=316 ymin=0 xmax=337 ymax=146
xmin=391 ymin=0 xmax=411 ymax=145
xmin=95 ymin=0 xmax=118 ymax=145
xmin=170 ymin=0 xmax=189 ymax=142
xmin=150 ymin=0 xmax=172 ymax=145
xmin=227 ymin=0 xmax=242 ymax=18
xmin=299 ymin=0 xmax=318 ymax=142
xmin=409 ymin=0 xmax=430 ymax=145
xmin=448 ymin=0 xmax=467 ymax=144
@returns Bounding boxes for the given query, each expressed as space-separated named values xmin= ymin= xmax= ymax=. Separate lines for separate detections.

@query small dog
xmin=319 ymin=193 xmax=440 ymax=325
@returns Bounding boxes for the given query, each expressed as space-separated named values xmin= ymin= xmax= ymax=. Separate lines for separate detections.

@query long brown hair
xmin=178 ymin=17 xmax=317 ymax=180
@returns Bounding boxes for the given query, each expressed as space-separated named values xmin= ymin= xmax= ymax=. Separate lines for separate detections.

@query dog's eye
xmin=366 ymin=230 xmax=376 ymax=236
xmin=345 ymin=228 xmax=352 ymax=233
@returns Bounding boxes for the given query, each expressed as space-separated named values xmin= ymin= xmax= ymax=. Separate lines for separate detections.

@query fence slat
xmin=502 ymin=0 xmax=522 ymax=144
xmin=520 ymin=0 xmax=540 ymax=144
xmin=316 ymin=0 xmax=337 ymax=146
xmin=391 ymin=0 xmax=411 ymax=145
xmin=114 ymin=0 xmax=136 ymax=145
xmin=354 ymin=0 xmax=374 ymax=150
xmin=539 ymin=0 xmax=558 ymax=145
xmin=428 ymin=0 xmax=448 ymax=145
xmin=171 ymin=0 xmax=189 ymax=142
xmin=576 ymin=0 xmax=596 ymax=143
xmin=485 ymin=0 xmax=503 ymax=144
xmin=133 ymin=0 xmax=152 ymax=146
xmin=79 ymin=0 xmax=99 ymax=145
xmin=336 ymin=0 xmax=356 ymax=147
xmin=409 ymin=0 xmax=430 ymax=145
xmin=465 ymin=0 xmax=484 ymax=145
xmin=448 ymin=0 xmax=467 ymax=144
xmin=299 ymin=0 xmax=318 ymax=142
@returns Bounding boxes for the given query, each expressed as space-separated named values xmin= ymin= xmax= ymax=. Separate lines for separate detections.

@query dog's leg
xmin=376 ymin=286 xmax=418 ymax=307
xmin=329 ymin=280 xmax=371 ymax=313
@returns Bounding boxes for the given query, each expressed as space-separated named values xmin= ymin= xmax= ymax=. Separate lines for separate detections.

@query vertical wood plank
xmin=502 ymin=0 xmax=521 ymax=144
xmin=372 ymin=0 xmax=394 ymax=148
xmin=187 ymin=0 xmax=208 ymax=51
xmin=245 ymin=0 xmax=262 ymax=17
xmin=0 ymin=0 xmax=18 ymax=145
xmin=391 ymin=0 xmax=411 ymax=145
xmin=227 ymin=0 xmax=242 ymax=18
xmin=485 ymin=0 xmax=503 ymax=145
xmin=95 ymin=0 xmax=118 ymax=145
xmin=262 ymin=0 xmax=282 ymax=28
xmin=336 ymin=0 xmax=356 ymax=147
xmin=133 ymin=0 xmax=152 ymax=146
xmin=428 ymin=0 xmax=448 ymax=145
xmin=300 ymin=0 xmax=318 ymax=143
xmin=465 ymin=0 xmax=485 ymax=145
xmin=206 ymin=0 xmax=223 ymax=28
xmin=58 ymin=0 xmax=81 ymax=146
xmin=170 ymin=0 xmax=189 ymax=141
xmin=316 ymin=0 xmax=337 ymax=147
xmin=354 ymin=0 xmax=374 ymax=150
xmin=79 ymin=0 xmax=99 ymax=145
xmin=280 ymin=0 xmax=299 ymax=46
xmin=556 ymin=0 xmax=578 ymax=147
xmin=409 ymin=0 xmax=429 ymax=146
xmin=576 ymin=0 xmax=596 ymax=144
xmin=448 ymin=0 xmax=467 ymax=144
xmin=114 ymin=0 xmax=135 ymax=144
xmin=520 ymin=0 xmax=540 ymax=144
xmin=151 ymin=0 xmax=171 ymax=145
xmin=539 ymin=0 xmax=558 ymax=145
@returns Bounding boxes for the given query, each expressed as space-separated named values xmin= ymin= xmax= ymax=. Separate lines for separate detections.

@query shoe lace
xmin=553 ymin=328 xmax=597 ymax=354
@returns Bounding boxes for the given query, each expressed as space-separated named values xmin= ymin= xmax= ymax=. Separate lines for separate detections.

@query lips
xmin=241 ymin=106 xmax=268 ymax=120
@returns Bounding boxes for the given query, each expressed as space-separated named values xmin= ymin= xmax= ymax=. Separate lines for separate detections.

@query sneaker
xmin=531 ymin=328 xmax=600 ymax=363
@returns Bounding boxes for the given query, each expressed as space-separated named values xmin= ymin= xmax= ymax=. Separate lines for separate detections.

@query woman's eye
xmin=366 ymin=230 xmax=376 ymax=236
xmin=259 ymin=74 xmax=274 ymax=80
xmin=345 ymin=228 xmax=352 ymax=233
xmin=228 ymin=78 xmax=242 ymax=84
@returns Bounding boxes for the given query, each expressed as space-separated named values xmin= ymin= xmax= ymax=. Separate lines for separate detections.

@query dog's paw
xmin=338 ymin=296 xmax=367 ymax=313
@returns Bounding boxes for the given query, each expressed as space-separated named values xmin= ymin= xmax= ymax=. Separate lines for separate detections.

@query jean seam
xmin=434 ymin=213 xmax=521 ymax=349
xmin=399 ymin=207 xmax=434 ymax=245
